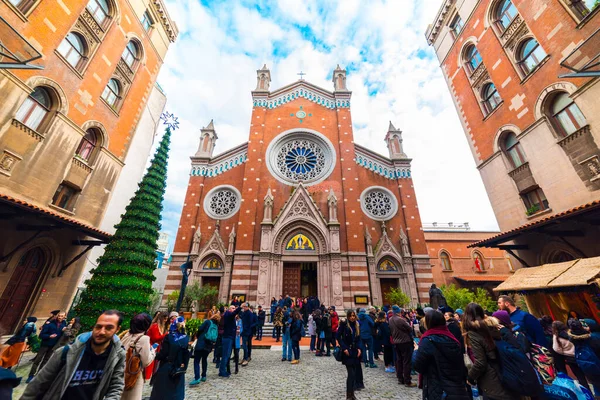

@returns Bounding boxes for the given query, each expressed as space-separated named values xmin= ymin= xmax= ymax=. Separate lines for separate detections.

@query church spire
xmin=332 ymin=64 xmax=347 ymax=91
xmin=385 ymin=121 xmax=407 ymax=160
xmin=195 ymin=119 xmax=218 ymax=159
xmin=255 ymin=64 xmax=271 ymax=91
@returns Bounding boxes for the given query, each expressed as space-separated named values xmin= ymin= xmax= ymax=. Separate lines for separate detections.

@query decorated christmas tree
xmin=75 ymin=113 xmax=178 ymax=330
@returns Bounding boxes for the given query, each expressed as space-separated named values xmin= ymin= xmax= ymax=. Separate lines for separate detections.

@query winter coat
xmin=54 ymin=323 xmax=81 ymax=349
xmin=357 ymin=311 xmax=374 ymax=340
xmin=330 ymin=311 xmax=339 ymax=333
xmin=257 ymin=310 xmax=266 ymax=326
xmin=290 ymin=319 xmax=303 ymax=342
xmin=568 ymin=331 xmax=600 ymax=359
xmin=446 ymin=319 xmax=464 ymax=353
xmin=284 ymin=296 xmax=293 ymax=309
xmin=194 ymin=320 xmax=215 ymax=352
xmin=273 ymin=311 xmax=284 ymax=328
xmin=413 ymin=334 xmax=470 ymax=400
xmin=377 ymin=320 xmax=392 ymax=346
xmin=553 ymin=334 xmax=575 ymax=357
xmin=314 ymin=315 xmax=323 ymax=334
xmin=509 ymin=308 xmax=548 ymax=348
xmin=120 ymin=333 xmax=155 ymax=400
xmin=389 ymin=315 xmax=413 ymax=344
xmin=337 ymin=320 xmax=362 ymax=366
xmin=5 ymin=321 xmax=36 ymax=345
xmin=21 ymin=332 xmax=126 ymax=400
xmin=321 ymin=313 xmax=332 ymax=339
xmin=466 ymin=318 xmax=514 ymax=400
xmin=39 ymin=319 xmax=67 ymax=348
xmin=308 ymin=315 xmax=316 ymax=336
xmin=241 ymin=310 xmax=256 ymax=338
xmin=150 ymin=332 xmax=190 ymax=400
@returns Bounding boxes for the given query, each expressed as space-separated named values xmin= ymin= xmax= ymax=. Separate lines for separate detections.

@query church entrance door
xmin=380 ymin=278 xmax=398 ymax=306
xmin=282 ymin=263 xmax=301 ymax=298
xmin=301 ymin=263 xmax=317 ymax=297
xmin=202 ymin=277 xmax=220 ymax=290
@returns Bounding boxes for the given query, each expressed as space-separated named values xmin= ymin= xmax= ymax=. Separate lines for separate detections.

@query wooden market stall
xmin=494 ymin=256 xmax=600 ymax=323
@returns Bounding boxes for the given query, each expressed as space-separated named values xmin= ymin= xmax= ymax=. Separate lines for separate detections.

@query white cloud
xmin=155 ymin=0 xmax=499 ymax=243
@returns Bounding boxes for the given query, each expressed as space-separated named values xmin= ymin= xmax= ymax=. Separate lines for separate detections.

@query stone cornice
xmin=252 ymin=80 xmax=351 ymax=109
xmin=354 ymin=144 xmax=411 ymax=179
xmin=149 ymin=0 xmax=178 ymax=42
xmin=190 ymin=143 xmax=248 ymax=177
xmin=426 ymin=0 xmax=454 ymax=45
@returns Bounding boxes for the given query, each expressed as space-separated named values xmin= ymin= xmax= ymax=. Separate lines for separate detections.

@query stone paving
xmin=11 ymin=348 xmax=422 ymax=399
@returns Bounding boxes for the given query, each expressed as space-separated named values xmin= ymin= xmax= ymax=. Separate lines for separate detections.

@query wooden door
xmin=282 ymin=263 xmax=301 ymax=298
xmin=380 ymin=278 xmax=398 ymax=307
xmin=0 ymin=247 xmax=46 ymax=335
xmin=203 ymin=277 xmax=220 ymax=290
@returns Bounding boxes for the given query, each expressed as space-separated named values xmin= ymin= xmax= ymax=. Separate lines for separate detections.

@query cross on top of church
xmin=297 ymin=71 xmax=306 ymax=80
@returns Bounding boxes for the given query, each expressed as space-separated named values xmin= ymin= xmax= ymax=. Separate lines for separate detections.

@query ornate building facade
xmin=167 ymin=66 xmax=433 ymax=309
xmin=0 ymin=0 xmax=176 ymax=334
xmin=426 ymin=0 xmax=600 ymax=266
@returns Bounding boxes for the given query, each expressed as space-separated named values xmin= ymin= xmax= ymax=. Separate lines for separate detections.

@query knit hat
xmin=568 ymin=318 xmax=588 ymax=336
xmin=50 ymin=310 xmax=60 ymax=316
xmin=492 ymin=310 xmax=512 ymax=327
xmin=359 ymin=308 xmax=366 ymax=313
xmin=455 ymin=309 xmax=463 ymax=316
xmin=392 ymin=305 xmax=401 ymax=314
xmin=169 ymin=311 xmax=179 ymax=319
xmin=423 ymin=307 xmax=434 ymax=314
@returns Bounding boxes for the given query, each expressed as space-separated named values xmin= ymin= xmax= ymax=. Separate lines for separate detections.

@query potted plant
xmin=166 ymin=290 xmax=179 ymax=313
xmin=197 ymin=286 xmax=219 ymax=318
xmin=181 ymin=291 xmax=194 ymax=320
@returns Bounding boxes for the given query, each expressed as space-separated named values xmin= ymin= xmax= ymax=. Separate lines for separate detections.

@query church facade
xmin=166 ymin=66 xmax=433 ymax=309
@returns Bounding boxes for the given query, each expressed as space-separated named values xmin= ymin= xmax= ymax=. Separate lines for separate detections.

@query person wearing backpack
xmin=358 ymin=308 xmax=376 ymax=368
xmin=190 ymin=313 xmax=220 ymax=385
xmin=568 ymin=319 xmax=600 ymax=394
xmin=413 ymin=310 xmax=470 ymax=400
xmin=463 ymin=303 xmax=515 ymax=400
xmin=150 ymin=316 xmax=189 ymax=400
xmin=120 ymin=313 xmax=155 ymax=400
xmin=0 ymin=317 xmax=37 ymax=369
xmin=321 ymin=308 xmax=333 ymax=357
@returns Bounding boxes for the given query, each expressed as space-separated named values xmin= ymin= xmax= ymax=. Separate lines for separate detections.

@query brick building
xmin=426 ymin=0 xmax=600 ymax=267
xmin=167 ymin=65 xmax=432 ymax=309
xmin=0 ymin=0 xmax=176 ymax=335
xmin=423 ymin=222 xmax=513 ymax=292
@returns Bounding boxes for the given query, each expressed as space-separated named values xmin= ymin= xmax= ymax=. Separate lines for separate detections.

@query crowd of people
xmin=1 ymin=293 xmax=599 ymax=400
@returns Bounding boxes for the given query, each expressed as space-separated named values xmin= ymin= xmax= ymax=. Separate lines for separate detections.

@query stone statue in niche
xmin=429 ymin=283 xmax=447 ymax=309
xmin=192 ymin=226 xmax=201 ymax=254
xmin=228 ymin=227 xmax=236 ymax=254
xmin=327 ymin=188 xmax=338 ymax=222
xmin=399 ymin=228 xmax=411 ymax=257
xmin=263 ymin=188 xmax=274 ymax=222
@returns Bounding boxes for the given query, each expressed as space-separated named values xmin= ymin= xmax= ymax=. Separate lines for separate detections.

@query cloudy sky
xmin=154 ymin=0 xmax=499 ymax=249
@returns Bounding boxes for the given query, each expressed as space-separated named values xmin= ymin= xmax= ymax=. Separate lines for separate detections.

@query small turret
xmin=255 ymin=64 xmax=271 ymax=91
xmin=385 ymin=121 xmax=407 ymax=160
xmin=195 ymin=119 xmax=218 ymax=159
xmin=332 ymin=64 xmax=347 ymax=91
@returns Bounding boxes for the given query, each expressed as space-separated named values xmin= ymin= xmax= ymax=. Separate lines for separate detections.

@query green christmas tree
xmin=75 ymin=114 xmax=177 ymax=330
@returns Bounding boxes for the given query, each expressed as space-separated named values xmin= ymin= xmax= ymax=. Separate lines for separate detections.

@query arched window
xmin=473 ymin=251 xmax=485 ymax=271
xmin=121 ymin=41 xmax=139 ymax=69
xmin=102 ymin=79 xmax=121 ymax=108
xmin=75 ymin=129 xmax=98 ymax=161
xmin=57 ymin=32 xmax=87 ymax=69
xmin=548 ymin=92 xmax=587 ymax=137
xmin=495 ymin=0 xmax=518 ymax=30
xmin=501 ymin=131 xmax=526 ymax=168
xmin=464 ymin=45 xmax=483 ymax=73
xmin=87 ymin=0 xmax=110 ymax=26
xmin=449 ymin=13 xmax=464 ymax=38
xmin=547 ymin=249 xmax=576 ymax=264
xmin=482 ymin=83 xmax=502 ymax=114
xmin=518 ymin=39 xmax=546 ymax=75
xmin=440 ymin=251 xmax=452 ymax=270
xmin=15 ymin=87 xmax=53 ymax=131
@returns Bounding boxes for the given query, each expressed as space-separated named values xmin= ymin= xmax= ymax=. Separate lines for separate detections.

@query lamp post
xmin=175 ymin=255 xmax=197 ymax=312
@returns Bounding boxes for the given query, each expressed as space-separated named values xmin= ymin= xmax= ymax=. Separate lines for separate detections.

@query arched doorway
xmin=0 ymin=247 xmax=48 ymax=335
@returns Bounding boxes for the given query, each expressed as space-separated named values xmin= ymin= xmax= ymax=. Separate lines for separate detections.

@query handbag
xmin=333 ymin=346 xmax=343 ymax=362
xmin=463 ymin=351 xmax=473 ymax=371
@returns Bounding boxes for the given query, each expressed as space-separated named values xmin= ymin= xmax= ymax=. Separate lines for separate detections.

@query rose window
xmin=360 ymin=187 xmax=398 ymax=221
xmin=267 ymin=130 xmax=336 ymax=186
xmin=203 ymin=186 xmax=241 ymax=219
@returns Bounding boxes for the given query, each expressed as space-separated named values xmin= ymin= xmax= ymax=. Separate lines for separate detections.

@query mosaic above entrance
xmin=286 ymin=233 xmax=315 ymax=250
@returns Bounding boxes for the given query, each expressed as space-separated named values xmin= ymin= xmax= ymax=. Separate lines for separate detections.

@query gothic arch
xmin=376 ymin=255 xmax=403 ymax=272
xmin=81 ymin=120 xmax=109 ymax=148
xmin=199 ymin=253 xmax=224 ymax=270
xmin=540 ymin=240 xmax=578 ymax=265
xmin=273 ymin=221 xmax=328 ymax=255
xmin=25 ymin=76 xmax=69 ymax=114
xmin=534 ymin=81 xmax=578 ymax=120
xmin=457 ymin=36 xmax=479 ymax=67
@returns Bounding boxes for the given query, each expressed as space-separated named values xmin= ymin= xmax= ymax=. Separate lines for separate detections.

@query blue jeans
xmin=292 ymin=340 xmax=300 ymax=360
xmin=193 ymin=349 xmax=210 ymax=379
xmin=310 ymin=335 xmax=316 ymax=351
xmin=242 ymin=335 xmax=250 ymax=360
xmin=282 ymin=332 xmax=292 ymax=360
xmin=361 ymin=337 xmax=374 ymax=364
xmin=219 ymin=337 xmax=233 ymax=376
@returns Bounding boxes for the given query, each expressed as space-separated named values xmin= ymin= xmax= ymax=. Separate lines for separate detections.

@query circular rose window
xmin=266 ymin=129 xmax=336 ymax=186
xmin=203 ymin=185 xmax=242 ymax=220
xmin=360 ymin=186 xmax=398 ymax=221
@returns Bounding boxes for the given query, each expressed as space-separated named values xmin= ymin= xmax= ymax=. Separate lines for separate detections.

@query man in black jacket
xmin=256 ymin=306 xmax=266 ymax=341
xmin=27 ymin=312 xmax=66 ymax=383
xmin=389 ymin=306 xmax=415 ymax=387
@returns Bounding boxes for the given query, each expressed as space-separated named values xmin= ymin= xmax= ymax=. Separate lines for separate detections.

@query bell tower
xmin=332 ymin=64 xmax=347 ymax=92
xmin=195 ymin=119 xmax=218 ymax=159
xmin=255 ymin=64 xmax=271 ymax=92
xmin=385 ymin=121 xmax=407 ymax=160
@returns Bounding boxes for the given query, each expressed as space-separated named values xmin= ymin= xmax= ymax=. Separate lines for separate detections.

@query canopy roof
xmin=494 ymin=256 xmax=600 ymax=292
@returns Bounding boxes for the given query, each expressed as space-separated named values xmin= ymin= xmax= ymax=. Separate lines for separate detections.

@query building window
xmin=101 ymin=78 xmax=121 ymax=109
xmin=449 ymin=14 xmax=464 ymax=38
xmin=565 ymin=0 xmax=599 ymax=20
xmin=8 ymin=0 xmax=37 ymax=14
xmin=57 ymin=32 xmax=87 ymax=70
xmin=495 ymin=0 xmax=519 ymax=30
xmin=75 ymin=129 xmax=98 ymax=162
xmin=86 ymin=0 xmax=110 ymax=26
xmin=15 ymin=87 xmax=53 ymax=131
xmin=473 ymin=251 xmax=485 ymax=271
xmin=518 ymin=39 xmax=546 ymax=75
xmin=548 ymin=92 xmax=587 ymax=137
xmin=482 ymin=83 xmax=502 ymax=114
xmin=141 ymin=10 xmax=153 ymax=31
xmin=440 ymin=251 xmax=452 ymax=270
xmin=464 ymin=45 xmax=483 ymax=73
xmin=522 ymin=187 xmax=549 ymax=215
xmin=121 ymin=41 xmax=140 ymax=69
xmin=501 ymin=131 xmax=526 ymax=169
xmin=52 ymin=183 xmax=79 ymax=211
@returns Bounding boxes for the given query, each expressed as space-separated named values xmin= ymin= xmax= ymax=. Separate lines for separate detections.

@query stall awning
xmin=454 ymin=275 xmax=510 ymax=283
xmin=494 ymin=257 xmax=600 ymax=292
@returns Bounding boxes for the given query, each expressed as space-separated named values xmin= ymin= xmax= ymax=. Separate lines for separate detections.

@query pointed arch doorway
xmin=282 ymin=262 xmax=318 ymax=298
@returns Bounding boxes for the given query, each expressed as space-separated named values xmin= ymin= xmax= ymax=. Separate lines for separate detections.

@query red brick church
xmin=166 ymin=65 xmax=433 ymax=309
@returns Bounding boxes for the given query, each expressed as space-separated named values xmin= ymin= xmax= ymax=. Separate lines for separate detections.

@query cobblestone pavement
xmin=143 ymin=349 xmax=421 ymax=400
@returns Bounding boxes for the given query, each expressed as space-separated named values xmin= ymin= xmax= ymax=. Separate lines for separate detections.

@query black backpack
xmin=495 ymin=338 xmax=543 ymax=396
xmin=168 ymin=336 xmax=190 ymax=379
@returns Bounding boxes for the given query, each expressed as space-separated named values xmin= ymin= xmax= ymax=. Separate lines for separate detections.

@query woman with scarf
xmin=121 ymin=313 xmax=156 ymax=400
xmin=337 ymin=310 xmax=364 ymax=400
xmin=150 ymin=316 xmax=190 ymax=400
xmin=146 ymin=311 xmax=169 ymax=380
xmin=0 ymin=317 xmax=37 ymax=368
xmin=413 ymin=310 xmax=469 ymax=400
xmin=273 ymin=307 xmax=284 ymax=342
